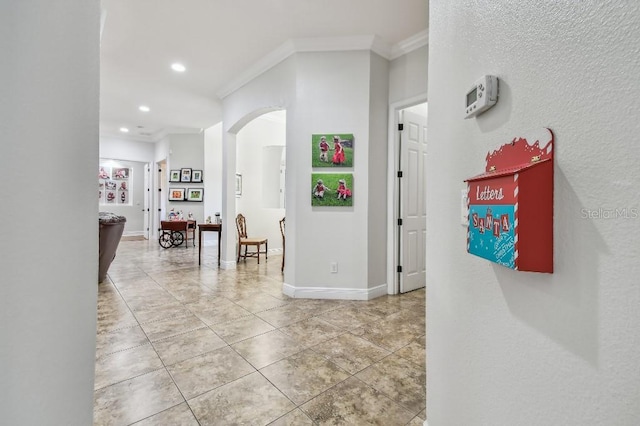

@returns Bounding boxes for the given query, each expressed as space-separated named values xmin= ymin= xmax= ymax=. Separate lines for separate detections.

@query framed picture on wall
xmin=99 ymin=166 xmax=111 ymax=179
xmin=235 ymin=174 xmax=242 ymax=197
xmin=169 ymin=188 xmax=186 ymax=201
xmin=191 ymin=170 xmax=203 ymax=182
xmin=118 ymin=190 xmax=128 ymax=204
xmin=311 ymin=172 xmax=353 ymax=207
xmin=113 ymin=167 xmax=130 ymax=180
xmin=105 ymin=190 xmax=116 ymax=204
xmin=187 ymin=188 xmax=204 ymax=202
xmin=311 ymin=133 xmax=354 ymax=168
xmin=169 ymin=170 xmax=181 ymax=182
xmin=180 ymin=168 xmax=192 ymax=182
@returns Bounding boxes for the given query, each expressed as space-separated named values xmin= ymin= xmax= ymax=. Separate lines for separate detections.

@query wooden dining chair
xmin=235 ymin=213 xmax=268 ymax=263
xmin=279 ymin=217 xmax=285 ymax=272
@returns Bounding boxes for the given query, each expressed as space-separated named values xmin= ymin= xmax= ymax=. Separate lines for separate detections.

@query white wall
xmin=166 ymin=133 xmax=205 ymax=224
xmin=203 ymin=123 xmax=223 ymax=245
xmin=367 ymin=53 xmax=390 ymax=288
xmin=427 ymin=1 xmax=640 ymax=424
xmin=100 ymin=136 xmax=155 ymax=163
xmin=293 ymin=50 xmax=377 ymax=297
xmin=236 ymin=114 xmax=286 ymax=251
xmin=389 ymin=44 xmax=428 ymax=104
xmin=223 ymin=49 xmax=390 ymax=298
xmin=0 ymin=1 xmax=99 ymax=424
xmin=221 ymin=57 xmax=297 ymax=270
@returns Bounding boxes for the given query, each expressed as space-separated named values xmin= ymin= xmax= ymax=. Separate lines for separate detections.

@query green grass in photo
xmin=311 ymin=173 xmax=353 ymax=207
xmin=311 ymin=134 xmax=354 ymax=168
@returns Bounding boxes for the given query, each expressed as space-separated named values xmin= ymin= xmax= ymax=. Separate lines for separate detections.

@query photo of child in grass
xmin=311 ymin=173 xmax=353 ymax=207
xmin=311 ymin=134 xmax=354 ymax=168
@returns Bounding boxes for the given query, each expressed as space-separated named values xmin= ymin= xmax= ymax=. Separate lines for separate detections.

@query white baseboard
xmin=282 ymin=283 xmax=387 ymax=300
xmin=122 ymin=231 xmax=145 ymax=237
xmin=424 ymin=420 xmax=428 ymax=426
xmin=220 ymin=260 xmax=237 ymax=270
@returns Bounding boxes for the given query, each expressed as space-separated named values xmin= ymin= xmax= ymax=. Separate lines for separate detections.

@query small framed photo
xmin=187 ymin=188 xmax=204 ymax=202
xmin=235 ymin=174 xmax=242 ymax=197
xmin=191 ymin=170 xmax=203 ymax=183
xmin=169 ymin=188 xmax=186 ymax=201
xmin=117 ymin=190 xmax=129 ymax=204
xmin=180 ymin=168 xmax=192 ymax=182
xmin=113 ymin=167 xmax=130 ymax=180
xmin=105 ymin=190 xmax=116 ymax=204
xmin=98 ymin=166 xmax=111 ymax=180
xmin=169 ymin=170 xmax=181 ymax=182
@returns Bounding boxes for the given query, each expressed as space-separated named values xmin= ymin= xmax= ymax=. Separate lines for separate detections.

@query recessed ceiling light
xmin=119 ymin=127 xmax=129 ymax=133
xmin=139 ymin=105 xmax=150 ymax=112
xmin=171 ymin=63 xmax=186 ymax=72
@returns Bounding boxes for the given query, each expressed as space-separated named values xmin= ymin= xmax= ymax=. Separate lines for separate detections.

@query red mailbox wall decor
xmin=465 ymin=128 xmax=554 ymax=273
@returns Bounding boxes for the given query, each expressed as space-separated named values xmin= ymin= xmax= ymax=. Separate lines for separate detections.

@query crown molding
xmin=292 ymin=34 xmax=391 ymax=58
xmin=389 ymin=29 xmax=429 ymax=60
xmin=216 ymin=32 xmax=430 ymax=100
xmin=216 ymin=39 xmax=297 ymax=100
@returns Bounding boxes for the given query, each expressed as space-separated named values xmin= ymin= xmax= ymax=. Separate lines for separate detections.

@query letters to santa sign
xmin=465 ymin=128 xmax=554 ymax=273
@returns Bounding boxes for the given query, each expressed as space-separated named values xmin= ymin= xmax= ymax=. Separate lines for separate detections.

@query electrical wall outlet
xmin=330 ymin=262 xmax=338 ymax=273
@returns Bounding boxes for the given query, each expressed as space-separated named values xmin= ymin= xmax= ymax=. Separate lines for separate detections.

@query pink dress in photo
xmin=332 ymin=142 xmax=345 ymax=165
xmin=337 ymin=182 xmax=351 ymax=198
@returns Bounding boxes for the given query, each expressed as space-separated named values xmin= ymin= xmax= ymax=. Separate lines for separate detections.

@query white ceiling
xmin=100 ymin=0 xmax=428 ymax=141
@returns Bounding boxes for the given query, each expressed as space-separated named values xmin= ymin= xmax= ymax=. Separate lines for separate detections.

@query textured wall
xmin=427 ymin=1 xmax=640 ymax=424
xmin=0 ymin=1 xmax=100 ymax=424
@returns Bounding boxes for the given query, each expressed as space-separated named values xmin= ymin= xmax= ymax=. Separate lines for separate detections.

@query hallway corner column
xmin=220 ymin=130 xmax=238 ymax=269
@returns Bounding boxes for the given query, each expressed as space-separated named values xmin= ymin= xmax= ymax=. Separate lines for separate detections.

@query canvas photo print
xmin=311 ymin=134 xmax=354 ymax=168
xmin=311 ymin=173 xmax=353 ymax=207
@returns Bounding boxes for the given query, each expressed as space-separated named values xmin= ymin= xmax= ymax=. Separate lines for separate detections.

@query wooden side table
xmin=198 ymin=223 xmax=222 ymax=266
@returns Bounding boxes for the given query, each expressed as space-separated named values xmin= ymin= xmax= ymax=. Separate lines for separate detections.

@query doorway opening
xmin=99 ymin=158 xmax=149 ymax=238
xmin=234 ymin=110 xmax=287 ymax=265
xmin=390 ymin=102 xmax=428 ymax=294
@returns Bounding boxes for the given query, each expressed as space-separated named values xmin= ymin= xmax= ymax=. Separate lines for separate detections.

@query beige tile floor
xmin=95 ymin=239 xmax=426 ymax=425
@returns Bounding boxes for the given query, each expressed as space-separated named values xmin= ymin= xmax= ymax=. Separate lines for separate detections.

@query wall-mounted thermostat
xmin=465 ymin=75 xmax=498 ymax=119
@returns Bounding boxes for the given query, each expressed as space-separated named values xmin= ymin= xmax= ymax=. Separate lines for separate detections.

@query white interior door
xmin=143 ymin=163 xmax=150 ymax=239
xmin=400 ymin=109 xmax=427 ymax=293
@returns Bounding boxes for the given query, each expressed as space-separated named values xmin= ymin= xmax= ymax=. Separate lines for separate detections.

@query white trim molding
xmin=122 ymin=231 xmax=145 ymax=237
xmin=220 ymin=260 xmax=237 ymax=270
xmin=390 ymin=29 xmax=429 ymax=60
xmin=217 ymin=31 xmax=428 ymax=99
xmin=282 ymin=283 xmax=387 ymax=300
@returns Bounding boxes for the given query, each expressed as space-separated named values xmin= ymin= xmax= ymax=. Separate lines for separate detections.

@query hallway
xmin=94 ymin=240 xmax=426 ymax=425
